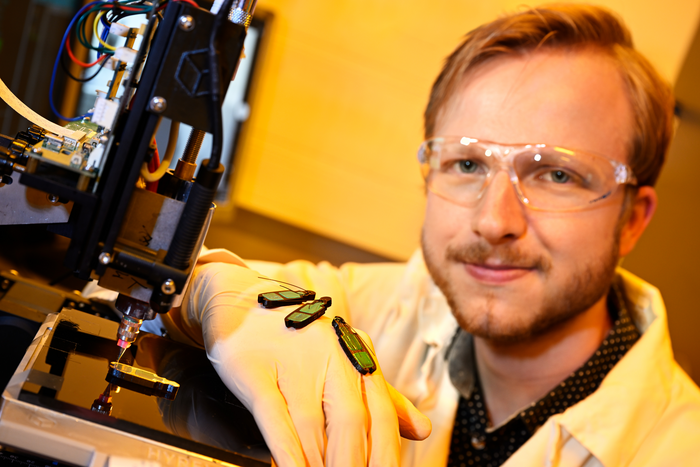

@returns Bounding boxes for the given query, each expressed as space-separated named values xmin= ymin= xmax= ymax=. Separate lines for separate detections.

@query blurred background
xmin=0 ymin=0 xmax=699 ymax=383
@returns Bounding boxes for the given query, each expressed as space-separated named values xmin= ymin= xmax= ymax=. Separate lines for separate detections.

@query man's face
xmin=422 ymin=48 xmax=636 ymax=342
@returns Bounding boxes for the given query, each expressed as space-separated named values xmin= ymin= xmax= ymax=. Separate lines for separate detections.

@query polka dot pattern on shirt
xmin=447 ymin=286 xmax=640 ymax=467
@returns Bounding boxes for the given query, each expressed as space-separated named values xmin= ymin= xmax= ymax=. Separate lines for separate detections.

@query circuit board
xmin=31 ymin=119 xmax=104 ymax=178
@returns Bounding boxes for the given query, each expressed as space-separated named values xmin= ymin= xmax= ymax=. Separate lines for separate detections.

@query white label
xmin=109 ymin=456 xmax=161 ymax=467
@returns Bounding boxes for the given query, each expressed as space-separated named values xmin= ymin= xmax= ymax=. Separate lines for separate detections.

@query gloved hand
xmin=178 ymin=261 xmax=431 ymax=466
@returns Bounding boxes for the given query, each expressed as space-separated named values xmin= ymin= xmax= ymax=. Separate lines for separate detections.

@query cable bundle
xmin=50 ymin=0 xmax=199 ymax=122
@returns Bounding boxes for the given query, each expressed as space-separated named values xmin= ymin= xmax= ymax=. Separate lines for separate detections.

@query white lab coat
xmin=173 ymin=248 xmax=700 ymax=466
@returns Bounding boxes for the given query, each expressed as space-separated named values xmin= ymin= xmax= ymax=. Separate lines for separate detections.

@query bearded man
xmin=165 ymin=4 xmax=700 ymax=466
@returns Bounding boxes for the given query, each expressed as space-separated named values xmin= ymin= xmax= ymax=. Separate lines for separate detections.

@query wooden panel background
xmin=225 ymin=0 xmax=700 ymax=260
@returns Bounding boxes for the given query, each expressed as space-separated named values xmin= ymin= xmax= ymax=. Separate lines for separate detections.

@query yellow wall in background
xmin=229 ymin=0 xmax=700 ymax=260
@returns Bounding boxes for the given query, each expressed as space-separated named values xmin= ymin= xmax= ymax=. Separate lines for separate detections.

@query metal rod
xmin=181 ymin=128 xmax=205 ymax=164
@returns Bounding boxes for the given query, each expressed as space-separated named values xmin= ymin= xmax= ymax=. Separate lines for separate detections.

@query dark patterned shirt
xmin=446 ymin=284 xmax=640 ymax=467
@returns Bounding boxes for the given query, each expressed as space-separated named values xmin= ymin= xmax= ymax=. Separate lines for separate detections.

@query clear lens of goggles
xmin=418 ymin=137 xmax=636 ymax=211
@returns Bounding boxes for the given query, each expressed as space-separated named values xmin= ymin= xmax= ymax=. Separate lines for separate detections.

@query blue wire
xmin=51 ymin=1 xmax=156 ymax=122
xmin=96 ymin=17 xmax=110 ymax=59
xmin=49 ymin=1 xmax=113 ymax=122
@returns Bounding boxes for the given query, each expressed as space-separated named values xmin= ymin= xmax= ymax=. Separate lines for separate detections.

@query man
xmin=169 ymin=4 xmax=700 ymax=466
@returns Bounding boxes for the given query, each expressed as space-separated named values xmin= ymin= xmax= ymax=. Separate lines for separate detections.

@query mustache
xmin=445 ymin=241 xmax=551 ymax=272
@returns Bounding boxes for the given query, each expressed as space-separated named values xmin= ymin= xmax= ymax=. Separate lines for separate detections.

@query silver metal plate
xmin=0 ymin=182 xmax=72 ymax=225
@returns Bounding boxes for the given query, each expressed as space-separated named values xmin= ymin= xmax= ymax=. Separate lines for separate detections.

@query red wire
xmin=155 ymin=2 xmax=200 ymax=16
xmin=173 ymin=0 xmax=200 ymax=8
xmin=66 ymin=2 xmax=201 ymax=69
xmin=112 ymin=5 xmax=144 ymax=11
xmin=146 ymin=142 xmax=161 ymax=193
xmin=65 ymin=36 xmax=108 ymax=67
xmin=149 ymin=147 xmax=161 ymax=172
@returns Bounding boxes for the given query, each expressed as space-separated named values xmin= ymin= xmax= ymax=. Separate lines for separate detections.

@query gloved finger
xmin=282 ymin=388 xmax=327 ymax=467
xmin=354 ymin=329 xmax=401 ymax=467
xmin=386 ymin=383 xmax=432 ymax=440
xmin=212 ymin=351 xmax=308 ymax=467
xmin=322 ymin=345 xmax=369 ymax=467
xmin=352 ymin=329 xmax=431 ymax=441
xmin=276 ymin=328 xmax=330 ymax=467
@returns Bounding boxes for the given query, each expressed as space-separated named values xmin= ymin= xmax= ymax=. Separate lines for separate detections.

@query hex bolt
xmin=161 ymin=278 xmax=176 ymax=295
xmin=98 ymin=252 xmax=112 ymax=265
xmin=178 ymin=15 xmax=195 ymax=31
xmin=149 ymin=96 xmax=167 ymax=113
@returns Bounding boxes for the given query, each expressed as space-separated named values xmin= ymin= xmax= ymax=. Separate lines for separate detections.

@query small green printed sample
xmin=284 ymin=297 xmax=332 ymax=329
xmin=331 ymin=316 xmax=377 ymax=375
xmin=258 ymin=289 xmax=316 ymax=308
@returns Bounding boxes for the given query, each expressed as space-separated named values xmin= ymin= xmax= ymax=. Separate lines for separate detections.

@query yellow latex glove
xmin=180 ymin=261 xmax=431 ymax=466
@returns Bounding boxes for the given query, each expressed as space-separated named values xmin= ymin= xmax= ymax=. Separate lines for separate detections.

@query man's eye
xmin=455 ymin=159 xmax=478 ymax=174
xmin=550 ymin=170 xmax=570 ymax=183
xmin=537 ymin=169 xmax=572 ymax=184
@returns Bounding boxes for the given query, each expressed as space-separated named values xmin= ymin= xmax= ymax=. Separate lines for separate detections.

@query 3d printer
xmin=0 ymin=0 xmax=269 ymax=464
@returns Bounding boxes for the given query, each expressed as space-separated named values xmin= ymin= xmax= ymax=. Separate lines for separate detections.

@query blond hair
xmin=424 ymin=4 xmax=675 ymax=186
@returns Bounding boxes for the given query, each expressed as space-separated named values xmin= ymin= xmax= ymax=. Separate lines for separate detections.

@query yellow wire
xmin=141 ymin=122 xmax=181 ymax=183
xmin=94 ymin=11 xmax=116 ymax=51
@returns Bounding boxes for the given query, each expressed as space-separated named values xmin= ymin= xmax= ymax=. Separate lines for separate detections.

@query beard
xmin=421 ymin=231 xmax=619 ymax=344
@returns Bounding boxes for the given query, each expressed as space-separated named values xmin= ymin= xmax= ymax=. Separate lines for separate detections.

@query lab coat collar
xmin=503 ymin=268 xmax=671 ymax=466
xmin=551 ymin=268 xmax=670 ymax=466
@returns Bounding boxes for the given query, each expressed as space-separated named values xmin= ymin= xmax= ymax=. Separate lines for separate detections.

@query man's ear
xmin=618 ymin=186 xmax=657 ymax=257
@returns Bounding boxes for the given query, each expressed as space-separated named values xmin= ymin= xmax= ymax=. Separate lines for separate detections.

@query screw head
xmin=98 ymin=252 xmax=112 ymax=265
xmin=161 ymin=278 xmax=176 ymax=295
xmin=99 ymin=135 xmax=109 ymax=145
xmin=178 ymin=15 xmax=195 ymax=31
xmin=47 ymin=193 xmax=59 ymax=204
xmin=31 ymin=147 xmax=42 ymax=155
xmin=149 ymin=96 xmax=167 ymax=113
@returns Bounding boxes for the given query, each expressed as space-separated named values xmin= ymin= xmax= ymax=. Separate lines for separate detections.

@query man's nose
xmin=471 ymin=170 xmax=527 ymax=244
